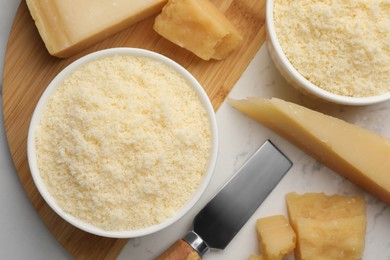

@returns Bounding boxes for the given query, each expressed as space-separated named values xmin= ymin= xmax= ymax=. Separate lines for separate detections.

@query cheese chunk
xmin=256 ymin=215 xmax=296 ymax=260
xmin=286 ymin=193 xmax=366 ymax=260
xmin=229 ymin=97 xmax=390 ymax=205
xmin=26 ymin=0 xmax=167 ymax=57
xmin=153 ymin=0 xmax=243 ymax=60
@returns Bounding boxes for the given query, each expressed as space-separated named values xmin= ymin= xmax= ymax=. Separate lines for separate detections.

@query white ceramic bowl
xmin=27 ymin=48 xmax=218 ymax=238
xmin=266 ymin=0 xmax=390 ymax=106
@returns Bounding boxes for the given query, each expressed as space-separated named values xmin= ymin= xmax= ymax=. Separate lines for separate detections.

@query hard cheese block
xmin=229 ymin=97 xmax=390 ymax=205
xmin=256 ymin=215 xmax=296 ymax=260
xmin=153 ymin=0 xmax=243 ymax=60
xmin=286 ymin=192 xmax=366 ymax=260
xmin=26 ymin=0 xmax=167 ymax=58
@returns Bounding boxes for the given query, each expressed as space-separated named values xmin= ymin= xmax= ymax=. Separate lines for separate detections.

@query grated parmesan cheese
xmin=35 ymin=55 xmax=212 ymax=231
xmin=274 ymin=0 xmax=390 ymax=97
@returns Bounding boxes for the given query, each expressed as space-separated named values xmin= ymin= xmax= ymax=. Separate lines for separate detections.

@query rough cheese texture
xmin=26 ymin=0 xmax=167 ymax=57
xmin=274 ymin=0 xmax=390 ymax=97
xmin=286 ymin=193 xmax=366 ymax=227
xmin=295 ymin=217 xmax=366 ymax=260
xmin=35 ymin=55 xmax=212 ymax=231
xmin=256 ymin=215 xmax=296 ymax=260
xmin=286 ymin=193 xmax=366 ymax=260
xmin=153 ymin=0 xmax=243 ymax=60
xmin=229 ymin=97 xmax=390 ymax=205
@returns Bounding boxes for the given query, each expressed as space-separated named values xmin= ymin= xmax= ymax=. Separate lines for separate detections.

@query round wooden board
xmin=2 ymin=1 xmax=266 ymax=258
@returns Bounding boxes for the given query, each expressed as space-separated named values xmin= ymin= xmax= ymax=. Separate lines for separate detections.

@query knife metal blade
xmin=158 ymin=140 xmax=292 ymax=259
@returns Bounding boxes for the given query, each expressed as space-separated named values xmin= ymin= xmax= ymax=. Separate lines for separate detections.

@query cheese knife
xmin=157 ymin=140 xmax=292 ymax=259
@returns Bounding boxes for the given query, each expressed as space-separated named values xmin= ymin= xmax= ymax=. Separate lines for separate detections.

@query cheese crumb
xmin=35 ymin=55 xmax=212 ymax=231
xmin=274 ymin=0 xmax=390 ymax=97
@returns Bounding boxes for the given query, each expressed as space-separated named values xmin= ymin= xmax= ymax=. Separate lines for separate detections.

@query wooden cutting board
xmin=2 ymin=0 xmax=266 ymax=258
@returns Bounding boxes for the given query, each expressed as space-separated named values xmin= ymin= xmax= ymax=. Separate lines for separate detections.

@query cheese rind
xmin=229 ymin=97 xmax=390 ymax=205
xmin=153 ymin=0 xmax=243 ymax=60
xmin=26 ymin=0 xmax=167 ymax=57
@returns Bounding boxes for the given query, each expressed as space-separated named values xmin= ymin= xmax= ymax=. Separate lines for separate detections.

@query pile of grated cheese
xmin=274 ymin=0 xmax=390 ymax=97
xmin=35 ymin=55 xmax=212 ymax=231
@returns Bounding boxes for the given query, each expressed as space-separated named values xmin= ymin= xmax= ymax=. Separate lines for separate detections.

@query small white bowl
xmin=27 ymin=48 xmax=218 ymax=238
xmin=266 ymin=0 xmax=390 ymax=106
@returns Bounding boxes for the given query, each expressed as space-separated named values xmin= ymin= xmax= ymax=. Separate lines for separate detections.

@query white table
xmin=1 ymin=1 xmax=389 ymax=259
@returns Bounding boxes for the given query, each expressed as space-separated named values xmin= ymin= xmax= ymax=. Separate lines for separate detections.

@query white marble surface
xmin=1 ymin=1 xmax=390 ymax=259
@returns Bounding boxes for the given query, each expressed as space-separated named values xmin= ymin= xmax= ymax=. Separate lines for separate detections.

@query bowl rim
xmin=266 ymin=0 xmax=390 ymax=106
xmin=27 ymin=47 xmax=219 ymax=238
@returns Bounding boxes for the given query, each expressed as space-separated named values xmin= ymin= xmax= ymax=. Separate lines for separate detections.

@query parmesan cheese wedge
xmin=26 ymin=0 xmax=167 ymax=57
xmin=229 ymin=97 xmax=390 ymax=205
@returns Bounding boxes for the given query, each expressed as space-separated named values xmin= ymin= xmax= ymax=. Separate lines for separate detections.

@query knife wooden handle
xmin=157 ymin=239 xmax=201 ymax=260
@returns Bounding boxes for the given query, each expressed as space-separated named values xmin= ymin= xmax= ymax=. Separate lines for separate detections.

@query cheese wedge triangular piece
xmin=229 ymin=97 xmax=390 ymax=205
xmin=26 ymin=0 xmax=167 ymax=57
